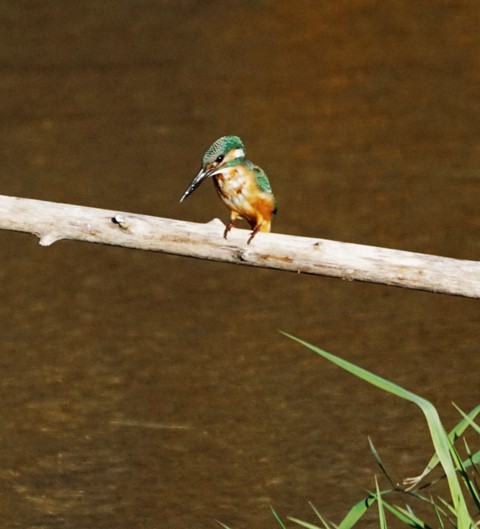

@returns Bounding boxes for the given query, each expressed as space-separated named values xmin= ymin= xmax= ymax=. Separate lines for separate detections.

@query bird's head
xmin=180 ymin=135 xmax=245 ymax=202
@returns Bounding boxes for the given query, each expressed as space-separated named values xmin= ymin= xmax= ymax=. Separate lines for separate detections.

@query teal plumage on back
xmin=253 ymin=165 xmax=272 ymax=193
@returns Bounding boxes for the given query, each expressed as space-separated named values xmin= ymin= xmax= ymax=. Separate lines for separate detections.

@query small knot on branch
xmin=112 ymin=214 xmax=130 ymax=231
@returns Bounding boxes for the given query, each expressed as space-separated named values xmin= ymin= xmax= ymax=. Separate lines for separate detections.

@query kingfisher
xmin=180 ymin=135 xmax=277 ymax=244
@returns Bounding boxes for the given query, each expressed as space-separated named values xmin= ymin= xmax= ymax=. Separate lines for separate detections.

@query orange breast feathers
xmin=214 ymin=171 xmax=275 ymax=231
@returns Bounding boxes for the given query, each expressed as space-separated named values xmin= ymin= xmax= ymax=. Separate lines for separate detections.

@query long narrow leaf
xmin=452 ymin=403 xmax=480 ymax=435
xmin=271 ymin=506 xmax=288 ymax=529
xmin=376 ymin=477 xmax=388 ymax=529
xmin=431 ymin=497 xmax=446 ymax=529
xmin=288 ymin=518 xmax=322 ymax=529
xmin=382 ymin=502 xmax=430 ymax=528
xmin=308 ymin=502 xmax=336 ymax=529
xmin=391 ymin=504 xmax=433 ymax=529
xmin=336 ymin=493 xmax=377 ymax=529
xmin=215 ymin=522 xmax=233 ymax=529
xmin=368 ymin=436 xmax=396 ymax=488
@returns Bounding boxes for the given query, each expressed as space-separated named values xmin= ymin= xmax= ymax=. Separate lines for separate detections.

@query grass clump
xmin=276 ymin=332 xmax=480 ymax=529
xmin=217 ymin=334 xmax=479 ymax=529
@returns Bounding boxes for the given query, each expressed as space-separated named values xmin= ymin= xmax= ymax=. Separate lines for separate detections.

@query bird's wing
xmin=252 ymin=165 xmax=273 ymax=193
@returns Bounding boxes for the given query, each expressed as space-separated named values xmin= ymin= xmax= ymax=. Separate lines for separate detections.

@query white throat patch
xmin=233 ymin=148 xmax=245 ymax=159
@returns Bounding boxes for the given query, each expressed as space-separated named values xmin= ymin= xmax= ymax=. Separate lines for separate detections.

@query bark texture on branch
xmin=1 ymin=194 xmax=479 ymax=298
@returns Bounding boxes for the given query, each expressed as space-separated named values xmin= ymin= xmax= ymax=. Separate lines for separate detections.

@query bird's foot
xmin=247 ymin=225 xmax=261 ymax=244
xmin=223 ymin=221 xmax=234 ymax=239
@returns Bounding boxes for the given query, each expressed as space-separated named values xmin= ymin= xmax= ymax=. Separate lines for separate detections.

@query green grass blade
xmin=464 ymin=449 xmax=480 ymax=470
xmin=382 ymin=502 xmax=429 ymax=528
xmin=215 ymin=521 xmax=233 ymax=529
xmin=452 ymin=403 xmax=480 ymax=436
xmin=288 ymin=518 xmax=322 ymax=529
xmin=431 ymin=497 xmax=446 ymax=529
xmin=437 ymin=496 xmax=456 ymax=518
xmin=308 ymin=502 xmax=336 ymax=529
xmin=375 ymin=477 xmax=388 ymax=529
xmin=271 ymin=506 xmax=288 ymax=529
xmin=391 ymin=504 xmax=434 ymax=529
xmin=368 ymin=436 xmax=396 ymax=488
xmin=336 ymin=493 xmax=377 ymax=529
xmin=281 ymin=332 xmax=474 ymax=529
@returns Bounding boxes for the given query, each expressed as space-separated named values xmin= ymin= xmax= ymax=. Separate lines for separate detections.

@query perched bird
xmin=180 ymin=135 xmax=277 ymax=244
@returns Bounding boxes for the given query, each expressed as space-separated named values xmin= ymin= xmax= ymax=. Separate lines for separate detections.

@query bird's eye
xmin=215 ymin=155 xmax=224 ymax=164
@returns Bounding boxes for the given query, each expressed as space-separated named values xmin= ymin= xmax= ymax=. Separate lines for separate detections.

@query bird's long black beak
xmin=180 ymin=167 xmax=211 ymax=202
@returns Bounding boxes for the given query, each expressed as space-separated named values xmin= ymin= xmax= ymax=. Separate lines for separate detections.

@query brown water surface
xmin=0 ymin=2 xmax=479 ymax=528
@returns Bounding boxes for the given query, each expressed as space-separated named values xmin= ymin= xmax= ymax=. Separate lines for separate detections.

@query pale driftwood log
xmin=0 ymin=193 xmax=479 ymax=299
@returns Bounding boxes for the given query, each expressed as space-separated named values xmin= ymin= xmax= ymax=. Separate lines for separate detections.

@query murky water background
xmin=1 ymin=2 xmax=479 ymax=527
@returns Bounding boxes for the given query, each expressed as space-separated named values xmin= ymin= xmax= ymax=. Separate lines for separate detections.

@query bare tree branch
xmin=1 ymin=194 xmax=479 ymax=298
